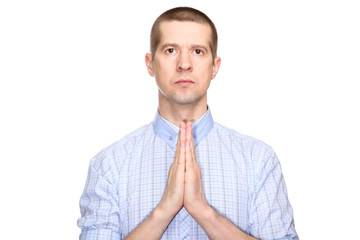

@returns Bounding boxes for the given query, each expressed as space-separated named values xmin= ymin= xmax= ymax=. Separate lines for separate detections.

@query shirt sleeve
xmin=77 ymin=161 xmax=122 ymax=240
xmin=249 ymin=150 xmax=298 ymax=240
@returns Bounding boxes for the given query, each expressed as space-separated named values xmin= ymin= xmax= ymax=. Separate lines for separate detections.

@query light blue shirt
xmin=78 ymin=108 xmax=298 ymax=239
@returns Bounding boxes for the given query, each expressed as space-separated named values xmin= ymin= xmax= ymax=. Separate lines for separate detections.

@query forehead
xmin=158 ymin=21 xmax=212 ymax=47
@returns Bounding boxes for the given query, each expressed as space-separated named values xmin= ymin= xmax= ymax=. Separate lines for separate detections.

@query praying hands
xmin=125 ymin=122 xmax=258 ymax=240
xmin=159 ymin=122 xmax=208 ymax=218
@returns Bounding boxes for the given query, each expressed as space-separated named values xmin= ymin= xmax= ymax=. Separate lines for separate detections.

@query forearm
xmin=125 ymin=126 xmax=186 ymax=239
xmin=124 ymin=205 xmax=175 ymax=240
xmin=192 ymin=205 xmax=258 ymax=240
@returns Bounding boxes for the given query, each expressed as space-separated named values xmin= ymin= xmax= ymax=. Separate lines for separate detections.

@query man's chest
xmin=116 ymin=140 xmax=252 ymax=238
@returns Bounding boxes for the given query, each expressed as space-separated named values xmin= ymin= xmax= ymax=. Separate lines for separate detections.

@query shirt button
xmin=193 ymin=134 xmax=197 ymax=138
xmin=169 ymin=136 xmax=173 ymax=141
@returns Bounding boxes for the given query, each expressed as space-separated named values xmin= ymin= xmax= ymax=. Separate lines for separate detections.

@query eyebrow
xmin=191 ymin=44 xmax=209 ymax=52
xmin=159 ymin=43 xmax=180 ymax=51
xmin=159 ymin=43 xmax=209 ymax=52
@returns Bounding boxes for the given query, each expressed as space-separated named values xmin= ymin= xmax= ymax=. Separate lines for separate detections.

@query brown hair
xmin=150 ymin=7 xmax=218 ymax=60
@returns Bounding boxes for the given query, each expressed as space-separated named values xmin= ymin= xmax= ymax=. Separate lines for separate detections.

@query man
xmin=78 ymin=7 xmax=298 ymax=240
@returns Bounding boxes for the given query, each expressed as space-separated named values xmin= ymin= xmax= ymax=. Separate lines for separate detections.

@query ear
xmin=145 ymin=53 xmax=154 ymax=77
xmin=211 ymin=56 xmax=221 ymax=79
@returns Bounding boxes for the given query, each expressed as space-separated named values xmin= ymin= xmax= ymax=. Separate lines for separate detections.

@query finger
xmin=178 ymin=122 xmax=186 ymax=166
xmin=180 ymin=122 xmax=186 ymax=143
xmin=185 ymin=122 xmax=194 ymax=170
xmin=185 ymin=122 xmax=192 ymax=139
xmin=185 ymin=122 xmax=193 ymax=148
xmin=185 ymin=122 xmax=198 ymax=164
xmin=190 ymin=138 xmax=198 ymax=167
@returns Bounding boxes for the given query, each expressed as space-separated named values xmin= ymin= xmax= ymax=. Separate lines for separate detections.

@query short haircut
xmin=150 ymin=7 xmax=218 ymax=60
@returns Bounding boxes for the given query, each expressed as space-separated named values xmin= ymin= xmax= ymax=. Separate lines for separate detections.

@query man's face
xmin=146 ymin=21 xmax=221 ymax=106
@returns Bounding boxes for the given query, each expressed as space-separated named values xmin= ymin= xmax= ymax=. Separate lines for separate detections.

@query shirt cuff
xmin=80 ymin=228 xmax=121 ymax=240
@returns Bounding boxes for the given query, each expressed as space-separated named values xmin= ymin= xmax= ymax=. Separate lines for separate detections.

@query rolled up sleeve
xmin=249 ymin=151 xmax=298 ymax=240
xmin=78 ymin=162 xmax=121 ymax=240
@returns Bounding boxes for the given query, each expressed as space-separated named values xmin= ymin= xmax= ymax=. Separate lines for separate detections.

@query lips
xmin=175 ymin=79 xmax=194 ymax=84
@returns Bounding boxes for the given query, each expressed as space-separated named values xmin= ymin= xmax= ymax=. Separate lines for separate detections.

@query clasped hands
xmin=127 ymin=121 xmax=254 ymax=240
xmin=159 ymin=121 xmax=208 ymax=218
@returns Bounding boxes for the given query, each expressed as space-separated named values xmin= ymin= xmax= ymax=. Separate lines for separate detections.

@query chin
xmin=170 ymin=94 xmax=203 ymax=105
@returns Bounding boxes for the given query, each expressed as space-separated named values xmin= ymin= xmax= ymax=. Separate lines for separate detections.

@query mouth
xmin=174 ymin=79 xmax=195 ymax=86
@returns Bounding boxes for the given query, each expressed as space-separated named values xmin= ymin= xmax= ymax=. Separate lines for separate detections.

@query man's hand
xmin=158 ymin=121 xmax=209 ymax=217
xmin=158 ymin=122 xmax=186 ymax=216
xmin=180 ymin=122 xmax=258 ymax=240
xmin=126 ymin=121 xmax=258 ymax=240
xmin=183 ymin=122 xmax=208 ymax=216
xmin=125 ymin=123 xmax=189 ymax=240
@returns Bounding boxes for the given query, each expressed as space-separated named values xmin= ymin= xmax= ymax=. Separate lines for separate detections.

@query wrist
xmin=200 ymin=203 xmax=215 ymax=222
xmin=187 ymin=201 xmax=212 ymax=222
xmin=155 ymin=202 xmax=178 ymax=222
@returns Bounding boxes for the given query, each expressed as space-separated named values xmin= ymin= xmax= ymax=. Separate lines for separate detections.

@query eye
xmin=193 ymin=49 xmax=204 ymax=55
xmin=166 ymin=48 xmax=175 ymax=54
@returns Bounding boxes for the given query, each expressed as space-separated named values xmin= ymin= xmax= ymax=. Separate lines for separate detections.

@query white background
xmin=1 ymin=0 xmax=359 ymax=239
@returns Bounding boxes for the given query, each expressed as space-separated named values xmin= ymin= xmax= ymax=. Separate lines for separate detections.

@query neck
xmin=158 ymin=92 xmax=208 ymax=127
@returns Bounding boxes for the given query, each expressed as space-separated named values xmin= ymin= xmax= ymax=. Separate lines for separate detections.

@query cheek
xmin=156 ymin=62 xmax=176 ymax=81
xmin=154 ymin=65 xmax=172 ymax=89
xmin=197 ymin=58 xmax=214 ymax=72
xmin=199 ymin=63 xmax=215 ymax=79
xmin=155 ymin=59 xmax=169 ymax=74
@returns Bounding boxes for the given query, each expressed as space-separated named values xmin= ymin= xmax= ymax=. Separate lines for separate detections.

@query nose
xmin=176 ymin=52 xmax=192 ymax=72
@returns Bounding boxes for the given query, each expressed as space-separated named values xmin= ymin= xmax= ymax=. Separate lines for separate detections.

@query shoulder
xmin=89 ymin=123 xmax=153 ymax=182
xmin=212 ymin=122 xmax=275 ymax=154
xmin=104 ymin=123 xmax=153 ymax=153
xmin=212 ymin=122 xmax=279 ymax=173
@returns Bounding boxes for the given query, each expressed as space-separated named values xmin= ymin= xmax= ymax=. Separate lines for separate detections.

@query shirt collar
xmin=152 ymin=107 xmax=214 ymax=151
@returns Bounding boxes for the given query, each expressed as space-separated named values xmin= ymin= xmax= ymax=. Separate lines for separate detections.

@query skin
xmin=125 ymin=20 xmax=258 ymax=240
xmin=145 ymin=20 xmax=221 ymax=125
